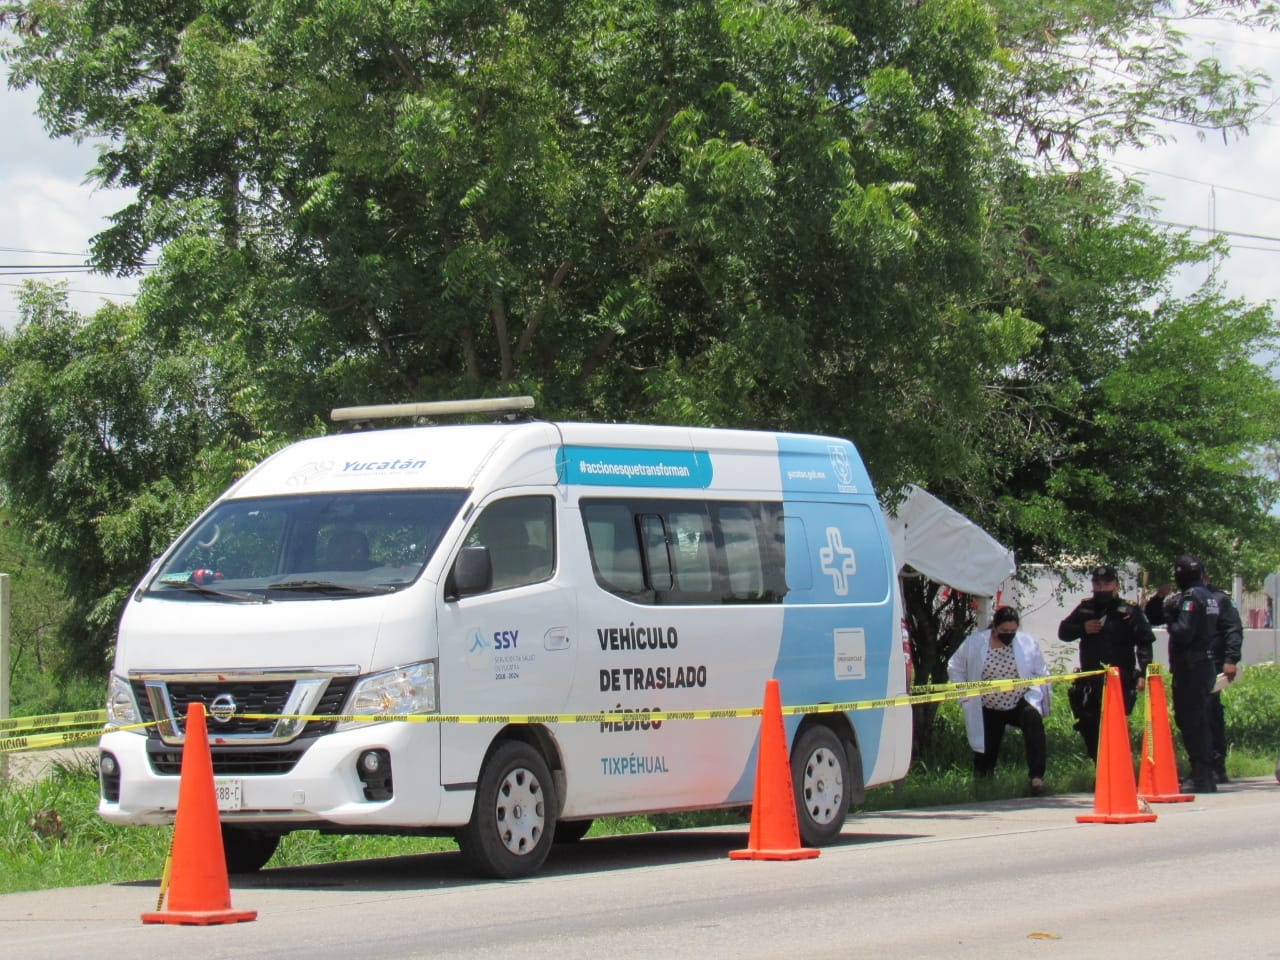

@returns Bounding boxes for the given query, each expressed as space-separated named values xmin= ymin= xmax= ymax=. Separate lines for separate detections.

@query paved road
xmin=3 ymin=779 xmax=1278 ymax=959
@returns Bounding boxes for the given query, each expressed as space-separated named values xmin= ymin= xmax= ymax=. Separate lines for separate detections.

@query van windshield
xmin=146 ymin=490 xmax=468 ymax=601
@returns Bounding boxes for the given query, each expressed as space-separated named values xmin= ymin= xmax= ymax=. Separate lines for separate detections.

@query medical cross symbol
xmin=819 ymin=526 xmax=856 ymax=596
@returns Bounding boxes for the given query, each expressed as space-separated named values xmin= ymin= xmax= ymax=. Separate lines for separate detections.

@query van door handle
xmin=544 ymin=627 xmax=571 ymax=651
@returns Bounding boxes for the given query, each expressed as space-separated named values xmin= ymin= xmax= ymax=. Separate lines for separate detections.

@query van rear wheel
xmin=459 ymin=740 xmax=557 ymax=879
xmin=791 ymin=725 xmax=849 ymax=846
xmin=220 ymin=824 xmax=281 ymax=873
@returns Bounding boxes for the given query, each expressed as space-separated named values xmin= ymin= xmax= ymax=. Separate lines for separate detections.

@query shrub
xmin=1224 ymin=662 xmax=1280 ymax=755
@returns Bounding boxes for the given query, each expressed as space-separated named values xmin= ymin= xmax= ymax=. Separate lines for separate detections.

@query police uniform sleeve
xmin=1219 ymin=596 xmax=1244 ymax=665
xmin=1144 ymin=592 xmax=1167 ymax=626
xmin=1058 ymin=603 xmax=1089 ymax=641
xmin=1130 ymin=604 xmax=1156 ymax=673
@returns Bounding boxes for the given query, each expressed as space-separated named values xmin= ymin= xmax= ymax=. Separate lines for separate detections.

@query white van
xmin=98 ymin=398 xmax=911 ymax=877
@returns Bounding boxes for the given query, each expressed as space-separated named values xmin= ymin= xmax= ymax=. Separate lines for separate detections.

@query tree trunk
xmin=901 ymin=571 xmax=978 ymax=754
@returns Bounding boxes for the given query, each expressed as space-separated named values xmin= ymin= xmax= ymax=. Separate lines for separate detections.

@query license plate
xmin=214 ymin=779 xmax=243 ymax=812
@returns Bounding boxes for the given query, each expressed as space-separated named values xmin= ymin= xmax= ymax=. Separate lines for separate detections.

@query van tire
xmin=791 ymin=725 xmax=849 ymax=846
xmin=459 ymin=741 xmax=557 ymax=878
xmin=221 ymin=825 xmax=280 ymax=873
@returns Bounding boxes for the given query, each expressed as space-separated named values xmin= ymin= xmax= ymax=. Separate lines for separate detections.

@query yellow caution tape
xmin=231 ymin=669 xmax=1105 ymax=726
xmin=0 ymin=669 xmax=1105 ymax=753
xmin=0 ymin=727 xmax=105 ymax=753
xmin=0 ymin=709 xmax=107 ymax=734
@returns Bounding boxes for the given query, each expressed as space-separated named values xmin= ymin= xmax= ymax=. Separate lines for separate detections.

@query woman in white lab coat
xmin=947 ymin=606 xmax=1052 ymax=795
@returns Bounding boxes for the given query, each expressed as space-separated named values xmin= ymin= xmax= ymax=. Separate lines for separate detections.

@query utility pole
xmin=1 ymin=573 xmax=9 ymax=783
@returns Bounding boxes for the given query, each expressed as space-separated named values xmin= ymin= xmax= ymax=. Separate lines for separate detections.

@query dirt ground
xmin=0 ymin=747 xmax=96 ymax=787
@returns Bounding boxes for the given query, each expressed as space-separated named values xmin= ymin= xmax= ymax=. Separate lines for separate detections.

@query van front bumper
xmin=96 ymin=723 xmax=475 ymax=829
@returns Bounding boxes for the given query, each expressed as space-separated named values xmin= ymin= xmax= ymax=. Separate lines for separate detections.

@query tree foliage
xmin=0 ymin=282 xmax=290 ymax=668
xmin=0 ymin=507 xmax=81 ymax=713
xmin=987 ymin=0 xmax=1279 ymax=161
xmin=4 ymin=0 xmax=1019 ymax=481
xmin=1 ymin=0 xmax=1278 ymax=688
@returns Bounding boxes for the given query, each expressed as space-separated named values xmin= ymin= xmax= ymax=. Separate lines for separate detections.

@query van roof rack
xmin=331 ymin=396 xmax=536 ymax=429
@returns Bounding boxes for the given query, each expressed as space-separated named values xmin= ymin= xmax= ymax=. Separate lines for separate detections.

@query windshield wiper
xmin=153 ymin=580 xmax=270 ymax=604
xmin=265 ymin=579 xmax=397 ymax=596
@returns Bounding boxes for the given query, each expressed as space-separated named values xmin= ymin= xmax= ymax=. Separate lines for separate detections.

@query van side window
xmin=585 ymin=504 xmax=647 ymax=596
xmin=669 ymin=511 xmax=713 ymax=592
xmin=464 ymin=496 xmax=555 ymax=591
xmin=716 ymin=505 xmax=764 ymax=600
xmin=639 ymin=514 xmax=674 ymax=590
xmin=582 ymin=499 xmax=786 ymax=605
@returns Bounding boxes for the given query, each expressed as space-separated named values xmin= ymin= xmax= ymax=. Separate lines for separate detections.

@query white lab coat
xmin=947 ymin=628 xmax=1052 ymax=753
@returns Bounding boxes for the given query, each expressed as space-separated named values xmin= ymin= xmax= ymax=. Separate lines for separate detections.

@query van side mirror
xmin=447 ymin=545 xmax=493 ymax=599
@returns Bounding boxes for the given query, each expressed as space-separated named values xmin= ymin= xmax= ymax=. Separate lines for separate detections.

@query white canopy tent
xmin=882 ymin=484 xmax=1015 ymax=598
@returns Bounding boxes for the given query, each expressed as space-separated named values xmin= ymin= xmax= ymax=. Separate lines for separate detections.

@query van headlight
xmin=337 ymin=661 xmax=438 ymax=731
xmin=105 ymin=674 xmax=144 ymax=731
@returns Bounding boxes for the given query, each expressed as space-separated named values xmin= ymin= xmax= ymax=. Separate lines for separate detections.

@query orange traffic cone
xmin=141 ymin=703 xmax=258 ymax=925
xmin=729 ymin=679 xmax=820 ymax=861
xmin=1138 ymin=664 xmax=1194 ymax=803
xmin=1077 ymin=667 xmax=1157 ymax=824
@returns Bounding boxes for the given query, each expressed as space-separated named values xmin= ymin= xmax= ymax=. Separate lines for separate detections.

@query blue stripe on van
xmin=776 ymin=436 xmax=874 ymax=497
xmin=558 ymin=446 xmax=714 ymax=488
xmin=735 ymin=435 xmax=893 ymax=795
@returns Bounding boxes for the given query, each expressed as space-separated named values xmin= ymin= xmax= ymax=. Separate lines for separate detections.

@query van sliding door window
xmin=716 ymin=505 xmax=764 ymax=600
xmin=582 ymin=499 xmax=785 ymax=605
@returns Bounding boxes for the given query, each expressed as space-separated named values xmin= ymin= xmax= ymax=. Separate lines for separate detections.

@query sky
xmin=3 ymin=17 xmax=1280 ymax=333
xmin=0 ymin=82 xmax=139 ymax=328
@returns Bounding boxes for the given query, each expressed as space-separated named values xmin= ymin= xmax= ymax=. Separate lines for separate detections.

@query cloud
xmin=1111 ymin=19 xmax=1280 ymax=310
xmin=0 ymin=83 xmax=139 ymax=329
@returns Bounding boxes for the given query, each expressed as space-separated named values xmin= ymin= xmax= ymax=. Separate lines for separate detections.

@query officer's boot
xmin=1192 ymin=758 xmax=1218 ymax=793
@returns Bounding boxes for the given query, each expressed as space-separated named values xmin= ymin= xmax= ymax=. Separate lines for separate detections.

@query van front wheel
xmin=791 ymin=725 xmax=849 ymax=846
xmin=220 ymin=825 xmax=281 ymax=873
xmin=459 ymin=741 xmax=557 ymax=879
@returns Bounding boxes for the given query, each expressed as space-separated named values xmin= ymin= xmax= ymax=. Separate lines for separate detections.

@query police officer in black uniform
xmin=1058 ymin=564 xmax=1155 ymax=760
xmin=1148 ymin=572 xmax=1242 ymax=784
xmin=1160 ymin=554 xmax=1220 ymax=793
xmin=1206 ymin=577 xmax=1243 ymax=783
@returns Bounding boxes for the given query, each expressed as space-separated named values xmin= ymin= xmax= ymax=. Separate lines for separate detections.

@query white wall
xmin=999 ymin=566 xmax=1279 ymax=673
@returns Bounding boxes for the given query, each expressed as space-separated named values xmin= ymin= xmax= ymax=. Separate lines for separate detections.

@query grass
xmin=3 ymin=664 xmax=1277 ymax=894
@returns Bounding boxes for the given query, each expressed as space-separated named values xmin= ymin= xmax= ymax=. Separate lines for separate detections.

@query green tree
xmin=898 ymin=162 xmax=1280 ymax=705
xmin=3 ymin=0 xmax=1279 ymax=688
xmin=0 ymin=508 xmax=81 ymax=713
xmin=950 ymin=164 xmax=1280 ymax=580
xmin=3 ymin=0 xmax=1013 ymax=480
xmin=987 ymin=0 xmax=1278 ymax=161
xmin=0 ymin=282 xmax=289 ymax=671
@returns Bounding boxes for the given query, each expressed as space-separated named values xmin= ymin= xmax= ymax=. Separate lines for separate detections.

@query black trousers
xmin=1208 ymin=660 xmax=1229 ymax=773
xmin=974 ymin=699 xmax=1046 ymax=781
xmin=1069 ymin=674 xmax=1138 ymax=761
xmin=1170 ymin=650 xmax=1215 ymax=783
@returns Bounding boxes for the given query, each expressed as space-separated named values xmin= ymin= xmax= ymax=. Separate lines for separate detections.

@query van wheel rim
xmin=803 ymin=746 xmax=844 ymax=825
xmin=495 ymin=766 xmax=545 ymax=855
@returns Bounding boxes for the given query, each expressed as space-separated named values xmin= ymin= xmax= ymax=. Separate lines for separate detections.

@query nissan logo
xmin=209 ymin=693 xmax=238 ymax=723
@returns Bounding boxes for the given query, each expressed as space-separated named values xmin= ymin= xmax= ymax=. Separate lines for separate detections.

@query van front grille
xmin=130 ymin=672 xmax=358 ymax=748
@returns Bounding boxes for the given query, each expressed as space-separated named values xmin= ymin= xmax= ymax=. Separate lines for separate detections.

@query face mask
xmin=1092 ymin=590 xmax=1114 ymax=605
xmin=994 ymin=629 xmax=1016 ymax=645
